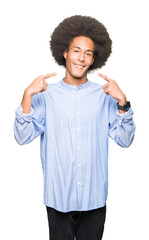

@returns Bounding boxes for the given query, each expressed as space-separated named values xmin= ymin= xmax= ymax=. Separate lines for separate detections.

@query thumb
xmin=41 ymin=80 xmax=48 ymax=92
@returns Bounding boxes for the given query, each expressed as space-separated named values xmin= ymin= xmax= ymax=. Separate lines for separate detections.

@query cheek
xmin=90 ymin=57 xmax=94 ymax=65
xmin=70 ymin=54 xmax=77 ymax=63
xmin=66 ymin=53 xmax=75 ymax=64
xmin=86 ymin=59 xmax=94 ymax=67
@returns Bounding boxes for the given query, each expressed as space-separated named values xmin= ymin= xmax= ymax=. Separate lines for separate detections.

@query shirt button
xmin=78 ymin=182 xmax=80 ymax=185
xmin=77 ymin=164 xmax=80 ymax=167
xmin=77 ymin=146 xmax=80 ymax=149
xmin=77 ymin=111 xmax=80 ymax=114
xmin=77 ymin=128 xmax=80 ymax=131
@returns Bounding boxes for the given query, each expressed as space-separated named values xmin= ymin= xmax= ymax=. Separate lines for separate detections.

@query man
xmin=14 ymin=15 xmax=136 ymax=240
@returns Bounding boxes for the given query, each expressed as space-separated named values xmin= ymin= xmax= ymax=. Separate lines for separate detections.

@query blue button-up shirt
xmin=14 ymin=78 xmax=136 ymax=212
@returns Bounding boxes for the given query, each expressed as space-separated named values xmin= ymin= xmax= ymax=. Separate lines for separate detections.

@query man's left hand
xmin=98 ymin=73 xmax=127 ymax=105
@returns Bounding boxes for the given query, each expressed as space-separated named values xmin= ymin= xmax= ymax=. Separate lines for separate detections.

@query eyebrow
xmin=72 ymin=46 xmax=94 ymax=53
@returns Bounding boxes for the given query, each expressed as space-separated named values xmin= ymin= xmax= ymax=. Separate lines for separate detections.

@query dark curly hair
xmin=50 ymin=15 xmax=112 ymax=71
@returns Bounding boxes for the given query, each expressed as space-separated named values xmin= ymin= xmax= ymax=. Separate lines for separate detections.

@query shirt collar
xmin=60 ymin=78 xmax=91 ymax=90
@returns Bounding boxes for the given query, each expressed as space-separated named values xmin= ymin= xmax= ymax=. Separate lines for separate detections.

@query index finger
xmin=98 ymin=73 xmax=111 ymax=82
xmin=43 ymin=73 xmax=57 ymax=79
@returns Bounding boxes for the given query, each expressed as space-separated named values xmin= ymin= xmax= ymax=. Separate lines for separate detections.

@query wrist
xmin=21 ymin=89 xmax=32 ymax=114
xmin=24 ymin=87 xmax=34 ymax=98
xmin=118 ymin=94 xmax=127 ymax=105
xmin=117 ymin=99 xmax=131 ymax=113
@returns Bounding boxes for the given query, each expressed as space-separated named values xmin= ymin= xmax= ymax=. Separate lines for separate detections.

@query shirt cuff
xmin=116 ymin=107 xmax=134 ymax=123
xmin=15 ymin=104 xmax=34 ymax=123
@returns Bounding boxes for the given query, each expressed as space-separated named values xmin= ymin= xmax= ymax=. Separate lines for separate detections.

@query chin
xmin=72 ymin=71 xmax=88 ymax=79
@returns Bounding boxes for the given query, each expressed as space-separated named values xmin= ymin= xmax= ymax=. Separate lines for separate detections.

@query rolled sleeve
xmin=15 ymin=104 xmax=34 ymax=123
xmin=14 ymin=93 xmax=46 ymax=145
xmin=115 ymin=107 xmax=134 ymax=124
xmin=109 ymin=97 xmax=136 ymax=147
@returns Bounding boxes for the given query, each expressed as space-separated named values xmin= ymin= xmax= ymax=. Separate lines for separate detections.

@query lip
xmin=73 ymin=63 xmax=86 ymax=69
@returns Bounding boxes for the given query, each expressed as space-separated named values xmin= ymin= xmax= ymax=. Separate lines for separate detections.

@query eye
xmin=86 ymin=52 xmax=92 ymax=56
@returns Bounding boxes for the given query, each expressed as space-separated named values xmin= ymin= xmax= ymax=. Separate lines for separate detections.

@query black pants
xmin=46 ymin=204 xmax=106 ymax=240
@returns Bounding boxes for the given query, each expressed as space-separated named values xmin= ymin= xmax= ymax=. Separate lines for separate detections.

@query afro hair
xmin=50 ymin=15 xmax=112 ymax=71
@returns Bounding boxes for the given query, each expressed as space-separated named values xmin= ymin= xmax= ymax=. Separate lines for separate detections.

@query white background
xmin=0 ymin=0 xmax=148 ymax=239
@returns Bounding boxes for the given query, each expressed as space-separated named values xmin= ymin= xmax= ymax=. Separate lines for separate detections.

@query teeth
xmin=74 ymin=64 xmax=84 ymax=69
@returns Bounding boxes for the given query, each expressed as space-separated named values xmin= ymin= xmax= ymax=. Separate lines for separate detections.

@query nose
xmin=78 ymin=51 xmax=85 ymax=62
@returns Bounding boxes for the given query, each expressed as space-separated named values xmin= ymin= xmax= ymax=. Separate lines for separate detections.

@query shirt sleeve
xmin=13 ymin=93 xmax=46 ymax=145
xmin=108 ymin=96 xmax=136 ymax=147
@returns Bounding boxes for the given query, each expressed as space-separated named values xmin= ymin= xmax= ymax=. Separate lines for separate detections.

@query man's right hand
xmin=26 ymin=73 xmax=57 ymax=97
xmin=21 ymin=73 xmax=57 ymax=114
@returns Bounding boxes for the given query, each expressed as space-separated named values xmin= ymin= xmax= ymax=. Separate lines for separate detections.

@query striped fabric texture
xmin=14 ymin=78 xmax=136 ymax=212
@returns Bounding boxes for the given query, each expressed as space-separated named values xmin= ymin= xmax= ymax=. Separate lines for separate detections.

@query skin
xmin=98 ymin=73 xmax=127 ymax=113
xmin=21 ymin=35 xmax=127 ymax=114
xmin=63 ymin=36 xmax=95 ymax=86
xmin=21 ymin=73 xmax=57 ymax=114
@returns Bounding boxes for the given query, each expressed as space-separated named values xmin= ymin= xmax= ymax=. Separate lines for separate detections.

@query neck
xmin=64 ymin=72 xmax=87 ymax=87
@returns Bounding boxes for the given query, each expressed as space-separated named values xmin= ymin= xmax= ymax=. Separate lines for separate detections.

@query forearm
xmin=14 ymin=93 xmax=46 ymax=145
xmin=109 ymin=108 xmax=136 ymax=148
xmin=21 ymin=88 xmax=33 ymax=114
xmin=118 ymin=94 xmax=127 ymax=114
xmin=109 ymin=95 xmax=136 ymax=147
xmin=14 ymin=73 xmax=55 ymax=145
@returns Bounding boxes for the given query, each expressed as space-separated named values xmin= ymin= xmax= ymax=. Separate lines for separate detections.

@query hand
xmin=26 ymin=73 xmax=57 ymax=97
xmin=98 ymin=73 xmax=127 ymax=105
xmin=21 ymin=73 xmax=57 ymax=114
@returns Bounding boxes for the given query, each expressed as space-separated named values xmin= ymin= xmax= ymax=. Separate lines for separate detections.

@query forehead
xmin=69 ymin=36 xmax=95 ymax=51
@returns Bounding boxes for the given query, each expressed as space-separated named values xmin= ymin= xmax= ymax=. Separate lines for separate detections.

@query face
xmin=63 ymin=36 xmax=95 ymax=80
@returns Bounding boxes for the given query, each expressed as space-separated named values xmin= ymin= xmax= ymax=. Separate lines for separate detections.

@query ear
xmin=63 ymin=50 xmax=68 ymax=59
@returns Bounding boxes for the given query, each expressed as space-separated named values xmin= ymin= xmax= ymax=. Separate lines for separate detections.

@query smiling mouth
xmin=74 ymin=64 xmax=85 ymax=69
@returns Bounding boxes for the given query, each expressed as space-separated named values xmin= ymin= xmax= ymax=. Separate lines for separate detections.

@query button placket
xmin=75 ymin=90 xmax=82 ymax=208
